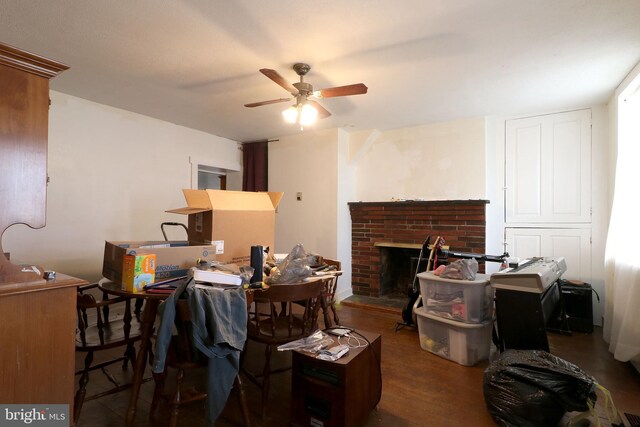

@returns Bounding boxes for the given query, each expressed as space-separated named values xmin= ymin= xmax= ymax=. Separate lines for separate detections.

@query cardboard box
xmin=167 ymin=189 xmax=283 ymax=265
xmin=122 ymin=253 xmax=156 ymax=293
xmin=103 ymin=240 xmax=218 ymax=283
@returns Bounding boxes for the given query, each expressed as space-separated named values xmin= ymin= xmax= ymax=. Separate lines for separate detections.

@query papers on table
xmin=192 ymin=268 xmax=242 ymax=289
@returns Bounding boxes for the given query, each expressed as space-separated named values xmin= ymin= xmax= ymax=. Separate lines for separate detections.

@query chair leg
xmin=74 ymin=351 xmax=94 ymax=422
xmin=122 ymin=342 xmax=136 ymax=370
xmin=150 ymin=369 xmax=166 ymax=421
xmin=169 ymin=368 xmax=185 ymax=427
xmin=134 ymin=298 xmax=144 ymax=317
xmin=320 ymin=297 xmax=332 ymax=328
xmin=260 ymin=344 xmax=273 ymax=420
xmin=235 ymin=375 xmax=251 ymax=427
xmin=330 ymin=301 xmax=340 ymax=326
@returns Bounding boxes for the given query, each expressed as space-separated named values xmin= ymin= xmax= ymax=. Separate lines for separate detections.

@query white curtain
xmin=603 ymin=76 xmax=640 ymax=362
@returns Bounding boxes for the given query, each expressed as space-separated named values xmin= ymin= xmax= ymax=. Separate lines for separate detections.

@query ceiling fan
xmin=245 ymin=63 xmax=368 ymax=126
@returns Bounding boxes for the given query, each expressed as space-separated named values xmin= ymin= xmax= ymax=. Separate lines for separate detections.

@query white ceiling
xmin=1 ymin=0 xmax=639 ymax=142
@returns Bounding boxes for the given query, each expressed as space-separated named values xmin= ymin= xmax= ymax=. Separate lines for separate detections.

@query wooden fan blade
xmin=244 ymin=98 xmax=291 ymax=108
xmin=307 ymin=100 xmax=332 ymax=119
xmin=317 ymin=83 xmax=368 ymax=98
xmin=260 ymin=68 xmax=299 ymax=95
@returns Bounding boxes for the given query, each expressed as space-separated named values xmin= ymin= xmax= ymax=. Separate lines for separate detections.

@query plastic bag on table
xmin=483 ymin=349 xmax=597 ymax=427
xmin=276 ymin=330 xmax=334 ymax=353
xmin=265 ymin=243 xmax=318 ymax=284
xmin=437 ymin=258 xmax=478 ymax=280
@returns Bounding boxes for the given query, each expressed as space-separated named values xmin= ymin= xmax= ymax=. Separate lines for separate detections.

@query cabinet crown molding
xmin=0 ymin=41 xmax=69 ymax=79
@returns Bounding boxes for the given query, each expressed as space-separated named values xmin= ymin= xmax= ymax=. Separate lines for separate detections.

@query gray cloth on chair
xmin=153 ymin=278 xmax=247 ymax=426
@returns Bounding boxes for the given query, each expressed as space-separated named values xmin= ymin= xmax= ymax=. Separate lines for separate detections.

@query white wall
xmin=3 ymin=91 xmax=241 ymax=282
xmin=351 ymin=118 xmax=486 ymax=201
xmin=269 ymin=120 xmax=488 ymax=300
xmin=336 ymin=129 xmax=355 ymax=299
xmin=268 ymin=128 xmax=339 ymax=259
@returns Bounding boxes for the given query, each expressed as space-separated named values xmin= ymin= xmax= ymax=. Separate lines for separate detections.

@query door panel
xmin=506 ymin=109 xmax=591 ymax=223
xmin=505 ymin=227 xmax=591 ymax=282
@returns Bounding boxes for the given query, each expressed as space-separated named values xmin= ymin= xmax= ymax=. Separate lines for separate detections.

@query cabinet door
xmin=505 ymin=227 xmax=591 ymax=281
xmin=0 ymin=64 xmax=49 ymax=230
xmin=505 ymin=109 xmax=591 ymax=224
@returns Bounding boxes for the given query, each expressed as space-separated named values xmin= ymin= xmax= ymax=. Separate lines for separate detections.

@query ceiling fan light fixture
xmin=248 ymin=63 xmax=365 ymax=125
xmin=282 ymin=105 xmax=298 ymax=123
xmin=299 ymin=103 xmax=318 ymax=126
xmin=282 ymin=102 xmax=318 ymax=127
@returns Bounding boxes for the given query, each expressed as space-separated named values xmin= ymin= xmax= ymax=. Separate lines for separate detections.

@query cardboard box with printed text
xmin=103 ymin=240 xmax=218 ymax=283
xmin=167 ymin=189 xmax=283 ymax=265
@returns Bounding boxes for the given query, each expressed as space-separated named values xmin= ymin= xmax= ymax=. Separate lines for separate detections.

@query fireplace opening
xmin=379 ymin=245 xmax=428 ymax=299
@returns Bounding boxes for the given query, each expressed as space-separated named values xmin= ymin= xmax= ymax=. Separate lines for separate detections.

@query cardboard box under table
xmin=103 ymin=240 xmax=218 ymax=283
xmin=167 ymin=189 xmax=283 ymax=265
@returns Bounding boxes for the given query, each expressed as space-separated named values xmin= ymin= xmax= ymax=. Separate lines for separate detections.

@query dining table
xmin=98 ymin=270 xmax=340 ymax=426
xmin=98 ymin=279 xmax=259 ymax=427
xmin=98 ymin=281 xmax=170 ymax=427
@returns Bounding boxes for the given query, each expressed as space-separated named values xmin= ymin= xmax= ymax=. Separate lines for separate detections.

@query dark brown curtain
xmin=242 ymin=140 xmax=268 ymax=191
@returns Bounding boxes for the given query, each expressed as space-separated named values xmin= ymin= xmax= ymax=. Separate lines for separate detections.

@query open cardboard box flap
xmin=165 ymin=189 xmax=283 ymax=264
xmin=167 ymin=189 xmax=283 ymax=214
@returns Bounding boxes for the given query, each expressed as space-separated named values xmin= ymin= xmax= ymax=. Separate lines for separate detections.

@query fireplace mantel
xmin=348 ymin=199 xmax=489 ymax=208
xmin=349 ymin=199 xmax=488 ymax=298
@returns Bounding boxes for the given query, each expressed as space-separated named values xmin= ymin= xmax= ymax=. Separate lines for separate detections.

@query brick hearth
xmin=348 ymin=200 xmax=488 ymax=298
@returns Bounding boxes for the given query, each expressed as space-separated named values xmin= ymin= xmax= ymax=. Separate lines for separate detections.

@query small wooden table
xmin=98 ymin=282 xmax=170 ymax=427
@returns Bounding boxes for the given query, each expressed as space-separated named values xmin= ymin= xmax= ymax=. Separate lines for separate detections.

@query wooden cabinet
xmin=0 ymin=41 xmax=68 ymax=283
xmin=0 ymin=42 xmax=86 ymax=419
xmin=0 ymin=275 xmax=83 ymax=409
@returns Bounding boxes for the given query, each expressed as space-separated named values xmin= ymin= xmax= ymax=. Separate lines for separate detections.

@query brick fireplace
xmin=348 ymin=200 xmax=488 ymax=298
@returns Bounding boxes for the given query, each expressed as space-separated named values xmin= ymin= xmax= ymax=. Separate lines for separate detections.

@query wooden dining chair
xmin=320 ymin=258 xmax=342 ymax=327
xmin=150 ymin=299 xmax=251 ymax=427
xmin=243 ymin=279 xmax=324 ymax=419
xmin=74 ymin=283 xmax=144 ymax=422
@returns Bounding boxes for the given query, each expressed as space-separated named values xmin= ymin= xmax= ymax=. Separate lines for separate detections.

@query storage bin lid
xmin=417 ymin=271 xmax=490 ymax=285
xmin=414 ymin=306 xmax=494 ymax=328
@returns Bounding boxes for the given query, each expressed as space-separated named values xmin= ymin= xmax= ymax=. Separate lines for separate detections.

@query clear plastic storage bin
xmin=417 ymin=271 xmax=493 ymax=323
xmin=415 ymin=306 xmax=493 ymax=366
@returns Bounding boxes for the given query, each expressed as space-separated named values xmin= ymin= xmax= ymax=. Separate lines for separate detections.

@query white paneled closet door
xmin=504 ymin=227 xmax=591 ymax=281
xmin=504 ymin=109 xmax=592 ymax=283
xmin=505 ymin=109 xmax=592 ymax=224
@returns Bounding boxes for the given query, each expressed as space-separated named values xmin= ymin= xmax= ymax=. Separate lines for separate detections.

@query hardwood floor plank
xmin=73 ymin=304 xmax=640 ymax=426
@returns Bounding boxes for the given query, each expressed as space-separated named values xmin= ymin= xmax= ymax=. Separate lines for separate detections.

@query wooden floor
xmin=75 ymin=302 xmax=640 ymax=427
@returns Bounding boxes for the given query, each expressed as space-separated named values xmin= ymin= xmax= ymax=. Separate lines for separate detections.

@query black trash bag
xmin=483 ymin=349 xmax=597 ymax=427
